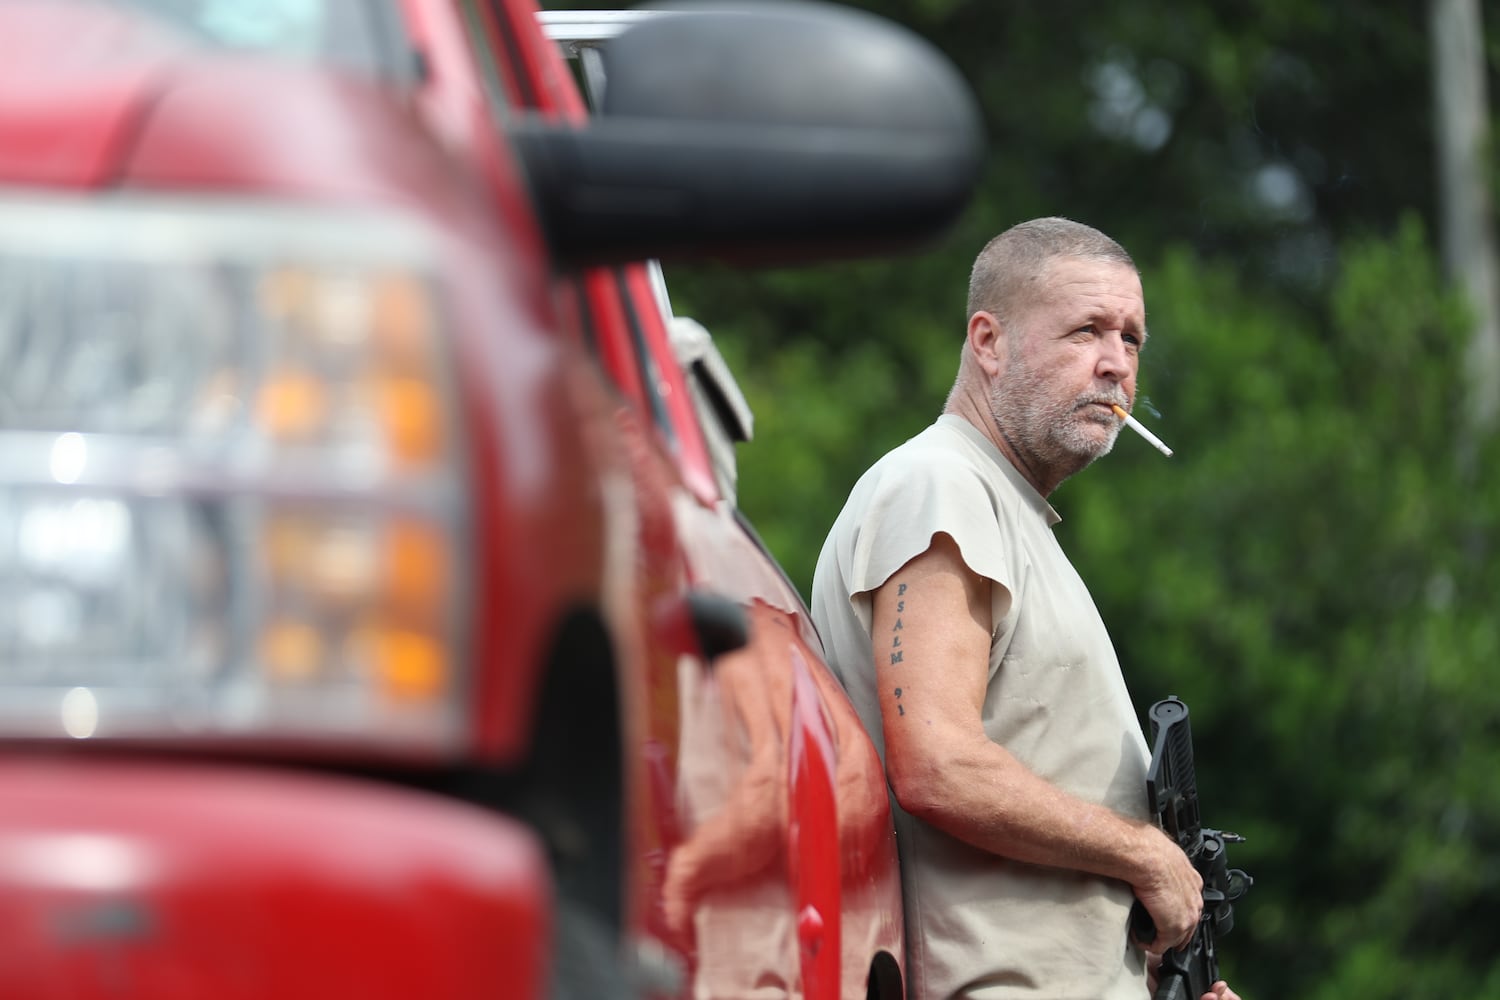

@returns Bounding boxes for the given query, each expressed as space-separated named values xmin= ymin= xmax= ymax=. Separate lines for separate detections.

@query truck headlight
xmin=0 ymin=194 xmax=469 ymax=755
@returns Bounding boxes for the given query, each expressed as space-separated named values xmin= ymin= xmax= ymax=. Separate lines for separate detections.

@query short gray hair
xmin=966 ymin=217 xmax=1136 ymax=324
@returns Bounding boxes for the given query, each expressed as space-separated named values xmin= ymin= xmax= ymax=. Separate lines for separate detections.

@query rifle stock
xmin=1134 ymin=696 xmax=1252 ymax=1000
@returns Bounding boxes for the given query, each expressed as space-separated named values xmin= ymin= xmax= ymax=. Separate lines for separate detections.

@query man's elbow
xmin=884 ymin=751 xmax=953 ymax=824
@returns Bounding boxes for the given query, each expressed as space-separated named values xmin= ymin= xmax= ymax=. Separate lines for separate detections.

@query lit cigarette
xmin=1111 ymin=404 xmax=1174 ymax=457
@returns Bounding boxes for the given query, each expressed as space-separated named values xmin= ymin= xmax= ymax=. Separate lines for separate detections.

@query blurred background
xmin=566 ymin=1 xmax=1499 ymax=996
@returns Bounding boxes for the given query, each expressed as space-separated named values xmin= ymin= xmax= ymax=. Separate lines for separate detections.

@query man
xmin=811 ymin=218 xmax=1240 ymax=1000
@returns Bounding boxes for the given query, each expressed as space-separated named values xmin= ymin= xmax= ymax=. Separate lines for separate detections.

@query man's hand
xmin=1130 ymin=824 xmax=1204 ymax=952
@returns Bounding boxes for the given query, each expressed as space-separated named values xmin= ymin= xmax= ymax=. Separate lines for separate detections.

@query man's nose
xmin=1095 ymin=336 xmax=1132 ymax=382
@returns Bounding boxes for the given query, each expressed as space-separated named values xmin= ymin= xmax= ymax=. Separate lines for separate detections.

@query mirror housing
xmin=512 ymin=2 xmax=983 ymax=267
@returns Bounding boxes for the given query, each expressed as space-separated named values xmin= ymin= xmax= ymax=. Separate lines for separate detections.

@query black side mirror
xmin=513 ymin=2 xmax=983 ymax=267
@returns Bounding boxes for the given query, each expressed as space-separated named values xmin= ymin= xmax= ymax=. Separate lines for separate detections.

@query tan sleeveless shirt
xmin=811 ymin=415 xmax=1150 ymax=1000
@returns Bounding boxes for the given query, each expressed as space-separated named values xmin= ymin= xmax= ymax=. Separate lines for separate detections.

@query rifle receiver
xmin=1145 ymin=696 xmax=1200 ymax=845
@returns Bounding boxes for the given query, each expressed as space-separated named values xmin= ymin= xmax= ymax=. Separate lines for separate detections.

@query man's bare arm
xmin=872 ymin=531 xmax=1203 ymax=951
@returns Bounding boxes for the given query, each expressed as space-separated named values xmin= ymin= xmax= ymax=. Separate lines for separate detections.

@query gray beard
xmin=990 ymin=352 xmax=1125 ymax=482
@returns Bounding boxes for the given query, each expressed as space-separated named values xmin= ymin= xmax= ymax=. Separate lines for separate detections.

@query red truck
xmin=0 ymin=2 xmax=981 ymax=997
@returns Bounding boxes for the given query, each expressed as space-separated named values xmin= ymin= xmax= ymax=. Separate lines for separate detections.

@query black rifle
xmin=1132 ymin=696 xmax=1252 ymax=1000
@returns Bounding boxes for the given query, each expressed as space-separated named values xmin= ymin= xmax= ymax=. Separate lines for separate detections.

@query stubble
xmin=990 ymin=342 xmax=1127 ymax=483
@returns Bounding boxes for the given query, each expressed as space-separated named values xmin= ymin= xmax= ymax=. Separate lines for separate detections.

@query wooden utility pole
xmin=1431 ymin=0 xmax=1499 ymax=433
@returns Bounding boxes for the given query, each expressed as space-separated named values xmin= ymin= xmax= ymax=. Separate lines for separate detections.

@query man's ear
xmin=967 ymin=311 xmax=1005 ymax=378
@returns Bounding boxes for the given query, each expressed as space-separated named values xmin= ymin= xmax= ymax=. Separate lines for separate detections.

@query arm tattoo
xmin=890 ymin=581 xmax=906 ymax=664
xmin=891 ymin=582 xmax=907 ymax=714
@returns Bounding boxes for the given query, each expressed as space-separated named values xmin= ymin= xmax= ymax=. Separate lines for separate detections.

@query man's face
xmin=989 ymin=256 xmax=1146 ymax=480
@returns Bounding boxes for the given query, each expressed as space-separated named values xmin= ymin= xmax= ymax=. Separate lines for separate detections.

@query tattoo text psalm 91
xmin=892 ymin=582 xmax=906 ymax=715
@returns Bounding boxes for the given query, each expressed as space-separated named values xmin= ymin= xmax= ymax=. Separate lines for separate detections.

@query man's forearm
xmin=890 ymin=733 xmax=1157 ymax=886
